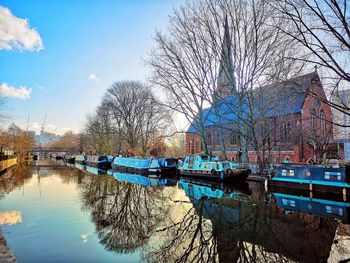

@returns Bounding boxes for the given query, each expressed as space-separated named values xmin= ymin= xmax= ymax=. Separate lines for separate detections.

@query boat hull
xmin=0 ymin=155 xmax=18 ymax=174
xmin=112 ymin=163 xmax=159 ymax=175
xmin=269 ymin=178 xmax=349 ymax=196
xmin=178 ymin=168 xmax=250 ymax=182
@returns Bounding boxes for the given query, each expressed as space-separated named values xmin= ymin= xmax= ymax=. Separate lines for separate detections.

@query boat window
xmin=281 ymin=169 xmax=295 ymax=176
xmin=98 ymin=156 xmax=106 ymax=161
xmin=201 ymin=155 xmax=208 ymax=161
xmin=324 ymin=171 xmax=342 ymax=180
xmin=204 ymin=163 xmax=211 ymax=169
xmin=188 ymin=156 xmax=194 ymax=168
xmin=222 ymin=162 xmax=230 ymax=169
xmin=282 ymin=198 xmax=296 ymax=207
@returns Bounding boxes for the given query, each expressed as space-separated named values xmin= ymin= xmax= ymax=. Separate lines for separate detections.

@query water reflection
xmin=114 ymin=172 xmax=176 ymax=188
xmin=0 ymin=162 xmax=349 ymax=262
xmin=80 ymin=172 xmax=170 ymax=254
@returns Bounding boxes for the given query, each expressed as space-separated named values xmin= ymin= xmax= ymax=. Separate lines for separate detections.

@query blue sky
xmin=0 ymin=0 xmax=184 ymax=134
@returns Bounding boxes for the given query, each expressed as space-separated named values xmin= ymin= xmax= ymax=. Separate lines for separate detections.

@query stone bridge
xmin=31 ymin=147 xmax=79 ymax=154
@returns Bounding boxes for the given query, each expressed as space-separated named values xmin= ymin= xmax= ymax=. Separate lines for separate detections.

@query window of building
xmin=320 ymin=110 xmax=326 ymax=135
xmin=281 ymin=122 xmax=291 ymax=142
xmin=204 ymin=131 xmax=212 ymax=146
xmin=311 ymin=110 xmax=316 ymax=131
xmin=229 ymin=130 xmax=238 ymax=145
xmin=216 ymin=130 xmax=221 ymax=145
xmin=286 ymin=123 xmax=291 ymax=142
xmin=195 ymin=141 xmax=200 ymax=153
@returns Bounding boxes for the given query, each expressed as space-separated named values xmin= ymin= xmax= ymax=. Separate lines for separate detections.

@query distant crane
xmin=26 ymin=113 xmax=30 ymax=132
xmin=41 ymin=113 xmax=47 ymax=134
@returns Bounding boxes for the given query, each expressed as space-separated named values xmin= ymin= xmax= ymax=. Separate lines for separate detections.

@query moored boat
xmin=177 ymin=155 xmax=251 ymax=182
xmin=112 ymin=156 xmax=177 ymax=175
xmin=269 ymin=164 xmax=350 ymax=196
xmin=86 ymin=155 xmax=111 ymax=170
xmin=0 ymin=150 xmax=18 ymax=175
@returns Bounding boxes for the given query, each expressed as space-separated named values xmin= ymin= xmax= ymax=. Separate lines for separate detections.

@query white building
xmin=331 ymin=89 xmax=350 ymax=160
xmin=35 ymin=130 xmax=59 ymax=145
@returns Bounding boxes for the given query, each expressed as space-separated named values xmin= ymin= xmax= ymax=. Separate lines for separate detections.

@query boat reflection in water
xmin=178 ymin=177 xmax=251 ymax=200
xmin=273 ymin=192 xmax=350 ymax=223
xmin=85 ymin=165 xmax=107 ymax=175
xmin=113 ymin=172 xmax=177 ymax=188
xmin=74 ymin=162 xmax=86 ymax=171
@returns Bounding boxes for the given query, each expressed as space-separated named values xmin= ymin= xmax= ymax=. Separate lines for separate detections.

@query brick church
xmin=185 ymin=20 xmax=333 ymax=164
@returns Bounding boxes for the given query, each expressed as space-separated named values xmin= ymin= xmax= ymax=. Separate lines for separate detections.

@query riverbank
xmin=0 ymin=229 xmax=16 ymax=262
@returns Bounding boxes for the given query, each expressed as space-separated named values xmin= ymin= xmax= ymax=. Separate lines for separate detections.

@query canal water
xmin=0 ymin=160 xmax=349 ymax=262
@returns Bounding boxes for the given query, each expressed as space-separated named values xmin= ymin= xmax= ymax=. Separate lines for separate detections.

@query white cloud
xmin=88 ymin=73 xmax=99 ymax=82
xmin=0 ymin=83 xmax=32 ymax=99
xmin=0 ymin=6 xmax=43 ymax=51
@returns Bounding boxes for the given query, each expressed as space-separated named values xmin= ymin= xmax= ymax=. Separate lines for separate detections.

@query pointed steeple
xmin=217 ymin=16 xmax=236 ymax=98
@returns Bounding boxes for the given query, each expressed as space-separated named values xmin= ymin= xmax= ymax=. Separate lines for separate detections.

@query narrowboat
xmin=273 ymin=192 xmax=350 ymax=223
xmin=86 ymin=155 xmax=111 ymax=170
xmin=269 ymin=164 xmax=350 ymax=196
xmin=75 ymin=155 xmax=87 ymax=165
xmin=112 ymin=156 xmax=178 ymax=175
xmin=177 ymin=155 xmax=251 ymax=182
xmin=0 ymin=150 xmax=17 ymax=175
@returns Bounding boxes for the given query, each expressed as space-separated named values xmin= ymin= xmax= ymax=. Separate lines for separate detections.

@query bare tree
xmin=273 ymin=0 xmax=350 ymax=84
xmin=84 ymin=104 xmax=113 ymax=154
xmin=83 ymin=80 xmax=171 ymax=156
xmin=148 ymin=0 xmax=227 ymax=155
xmin=149 ymin=0 xmax=305 ymax=168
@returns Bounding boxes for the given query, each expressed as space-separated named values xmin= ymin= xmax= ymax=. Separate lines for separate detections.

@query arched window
xmin=320 ymin=110 xmax=326 ymax=135
xmin=311 ymin=110 xmax=316 ymax=131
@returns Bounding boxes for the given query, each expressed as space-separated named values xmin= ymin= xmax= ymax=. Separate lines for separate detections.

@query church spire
xmin=217 ymin=16 xmax=236 ymax=98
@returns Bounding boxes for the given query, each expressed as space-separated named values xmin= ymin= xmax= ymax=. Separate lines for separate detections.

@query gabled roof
xmin=187 ymin=71 xmax=319 ymax=132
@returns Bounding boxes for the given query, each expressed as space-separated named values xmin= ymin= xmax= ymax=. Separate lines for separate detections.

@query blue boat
xmin=113 ymin=171 xmax=176 ymax=187
xmin=178 ymin=155 xmax=251 ymax=182
xmin=274 ymin=192 xmax=350 ymax=223
xmin=269 ymin=164 xmax=350 ymax=195
xmin=112 ymin=156 xmax=177 ymax=175
xmin=85 ymin=155 xmax=111 ymax=170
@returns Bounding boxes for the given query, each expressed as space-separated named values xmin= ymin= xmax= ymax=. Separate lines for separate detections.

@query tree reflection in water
xmin=59 ymin=168 xmax=344 ymax=262
xmin=0 ymin=164 xmax=32 ymax=198
xmin=142 ymin=181 xmax=339 ymax=263
xmin=80 ymin=173 xmax=170 ymax=253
